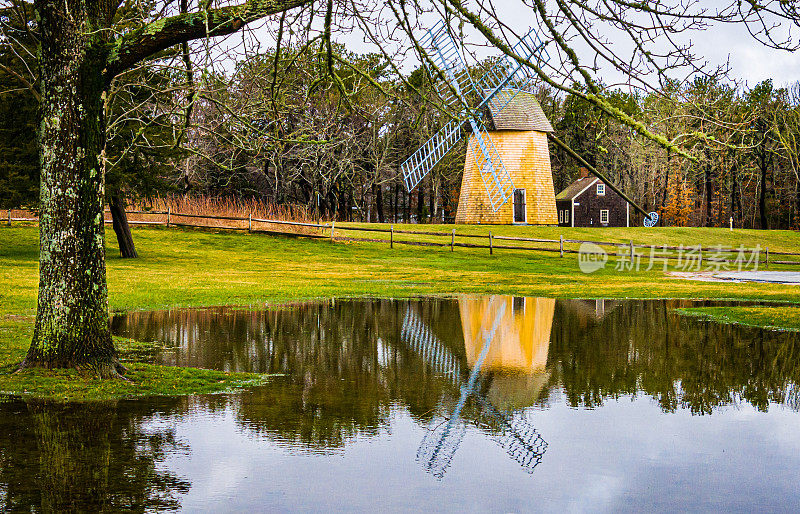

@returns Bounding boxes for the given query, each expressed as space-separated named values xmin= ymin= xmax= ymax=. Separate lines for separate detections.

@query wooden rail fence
xmin=5 ymin=208 xmax=800 ymax=267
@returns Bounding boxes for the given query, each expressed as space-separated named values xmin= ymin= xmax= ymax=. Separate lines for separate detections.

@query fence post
xmin=629 ymin=240 xmax=634 ymax=261
xmin=6 ymin=209 xmax=10 ymax=227
xmin=167 ymin=206 xmax=171 ymax=228
xmin=766 ymin=247 xmax=769 ymax=269
xmin=248 ymin=213 xmax=252 ymax=232
xmin=560 ymin=235 xmax=564 ymax=257
xmin=390 ymin=224 xmax=394 ymax=249
xmin=330 ymin=221 xmax=335 ymax=241
xmin=451 ymin=229 xmax=455 ymax=252
xmin=489 ymin=231 xmax=493 ymax=255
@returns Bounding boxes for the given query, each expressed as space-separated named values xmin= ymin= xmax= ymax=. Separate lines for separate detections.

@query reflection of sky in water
xmin=3 ymin=297 xmax=800 ymax=511
xmin=157 ymin=398 xmax=800 ymax=512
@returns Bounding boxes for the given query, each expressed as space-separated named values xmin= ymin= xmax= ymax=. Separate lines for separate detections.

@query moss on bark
xmin=26 ymin=0 xmax=119 ymax=376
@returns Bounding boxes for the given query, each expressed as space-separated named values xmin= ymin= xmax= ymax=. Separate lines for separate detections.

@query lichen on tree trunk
xmin=23 ymin=0 xmax=121 ymax=377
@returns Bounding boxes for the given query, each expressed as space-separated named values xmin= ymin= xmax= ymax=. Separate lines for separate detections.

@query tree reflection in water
xmin=4 ymin=297 xmax=800 ymax=510
xmin=0 ymin=397 xmax=190 ymax=511
xmin=110 ymin=297 xmax=800 ymax=452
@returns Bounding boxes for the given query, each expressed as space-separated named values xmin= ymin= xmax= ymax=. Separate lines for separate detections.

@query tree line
xmin=3 ymin=43 xmax=799 ymax=229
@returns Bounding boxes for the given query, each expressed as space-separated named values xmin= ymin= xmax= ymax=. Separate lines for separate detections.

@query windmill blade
xmin=416 ymin=409 xmax=467 ymax=480
xmin=400 ymin=118 xmax=464 ymax=193
xmin=474 ymin=29 xmax=550 ymax=114
xmin=467 ymin=118 xmax=515 ymax=211
xmin=474 ymin=395 xmax=548 ymax=474
xmin=419 ymin=19 xmax=478 ymax=111
xmin=404 ymin=301 xmax=506 ymax=478
xmin=400 ymin=306 xmax=464 ymax=386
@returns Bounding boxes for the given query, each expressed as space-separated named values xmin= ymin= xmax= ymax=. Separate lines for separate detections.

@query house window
xmin=596 ymin=183 xmax=605 ymax=196
xmin=600 ymin=209 xmax=609 ymax=224
xmin=565 ymin=210 xmax=570 ymax=224
xmin=559 ymin=210 xmax=563 ymax=223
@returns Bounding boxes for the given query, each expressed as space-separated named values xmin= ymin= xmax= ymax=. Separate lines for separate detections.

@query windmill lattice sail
xmin=400 ymin=20 xmax=550 ymax=212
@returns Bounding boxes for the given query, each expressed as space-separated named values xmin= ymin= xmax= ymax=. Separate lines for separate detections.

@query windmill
xmin=400 ymin=299 xmax=548 ymax=479
xmin=400 ymin=20 xmax=660 ymax=227
xmin=401 ymin=20 xmax=557 ymax=225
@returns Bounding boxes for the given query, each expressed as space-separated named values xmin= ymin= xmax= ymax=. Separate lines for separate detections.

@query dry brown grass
xmin=121 ymin=196 xmax=322 ymax=235
xmin=6 ymin=198 xmax=323 ymax=235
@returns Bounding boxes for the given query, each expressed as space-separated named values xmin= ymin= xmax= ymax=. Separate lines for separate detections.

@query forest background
xmin=2 ymin=12 xmax=799 ymax=231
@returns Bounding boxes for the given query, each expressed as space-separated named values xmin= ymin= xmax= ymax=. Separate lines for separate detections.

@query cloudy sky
xmin=330 ymin=0 xmax=799 ymax=89
xmin=222 ymin=1 xmax=797 ymax=90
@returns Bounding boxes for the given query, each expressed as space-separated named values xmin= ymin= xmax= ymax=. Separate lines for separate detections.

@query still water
xmin=2 ymin=297 xmax=800 ymax=512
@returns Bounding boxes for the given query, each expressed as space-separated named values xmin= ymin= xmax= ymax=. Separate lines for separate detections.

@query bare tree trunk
xmin=428 ymin=178 xmax=436 ymax=222
xmin=795 ymin=183 xmax=800 ymax=229
xmin=730 ymin=163 xmax=738 ymax=226
xmin=705 ymin=163 xmax=714 ymax=227
xmin=109 ymin=195 xmax=138 ymax=258
xmin=759 ymin=152 xmax=769 ymax=229
xmin=416 ymin=186 xmax=424 ymax=223
xmin=374 ymin=183 xmax=385 ymax=223
xmin=661 ymin=149 xmax=670 ymax=211
xmin=392 ymin=183 xmax=398 ymax=223
xmin=24 ymin=0 xmax=121 ymax=376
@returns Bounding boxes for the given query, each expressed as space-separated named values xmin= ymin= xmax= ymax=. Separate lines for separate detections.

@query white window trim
xmin=570 ymin=201 xmax=575 ymax=227
xmin=559 ymin=210 xmax=563 ymax=224
xmin=600 ymin=209 xmax=609 ymax=224
xmin=565 ymin=210 xmax=570 ymax=224
xmin=596 ymin=183 xmax=605 ymax=196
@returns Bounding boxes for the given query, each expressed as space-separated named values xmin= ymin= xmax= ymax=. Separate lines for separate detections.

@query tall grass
xmin=7 ymin=198 xmax=321 ymax=234
xmin=123 ymin=196 xmax=321 ymax=234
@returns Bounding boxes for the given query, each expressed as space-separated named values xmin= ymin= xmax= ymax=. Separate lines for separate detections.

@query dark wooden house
xmin=555 ymin=172 xmax=629 ymax=227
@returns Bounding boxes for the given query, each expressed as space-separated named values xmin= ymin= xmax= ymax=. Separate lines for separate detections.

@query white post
xmin=390 ymin=224 xmax=394 ymax=249
xmin=330 ymin=221 xmax=335 ymax=241
xmin=167 ymin=206 xmax=171 ymax=227
xmin=6 ymin=209 xmax=10 ymax=227
xmin=729 ymin=216 xmax=733 ymax=231
xmin=248 ymin=213 xmax=252 ymax=232
xmin=451 ymin=229 xmax=455 ymax=252
xmin=489 ymin=232 xmax=493 ymax=255
xmin=560 ymin=235 xmax=564 ymax=257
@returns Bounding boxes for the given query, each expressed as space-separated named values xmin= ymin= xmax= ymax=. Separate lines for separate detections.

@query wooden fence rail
xmin=6 ymin=208 xmax=800 ymax=267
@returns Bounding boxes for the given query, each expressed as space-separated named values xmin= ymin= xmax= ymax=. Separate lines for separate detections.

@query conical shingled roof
xmin=484 ymin=89 xmax=553 ymax=132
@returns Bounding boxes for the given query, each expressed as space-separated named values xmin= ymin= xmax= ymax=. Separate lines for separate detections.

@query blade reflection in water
xmin=402 ymin=296 xmax=550 ymax=478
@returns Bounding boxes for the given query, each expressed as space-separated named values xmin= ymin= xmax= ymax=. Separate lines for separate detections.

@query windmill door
xmin=513 ymin=189 xmax=526 ymax=223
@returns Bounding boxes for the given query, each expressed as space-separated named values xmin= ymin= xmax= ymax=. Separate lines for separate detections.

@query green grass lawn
xmin=3 ymin=223 xmax=800 ymax=399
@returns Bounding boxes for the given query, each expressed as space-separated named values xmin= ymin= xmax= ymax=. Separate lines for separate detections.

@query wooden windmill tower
xmin=400 ymin=21 xmax=557 ymax=225
xmin=457 ymin=91 xmax=556 ymax=224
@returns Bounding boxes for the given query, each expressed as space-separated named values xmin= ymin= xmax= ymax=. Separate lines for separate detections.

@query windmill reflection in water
xmin=400 ymin=296 xmax=552 ymax=479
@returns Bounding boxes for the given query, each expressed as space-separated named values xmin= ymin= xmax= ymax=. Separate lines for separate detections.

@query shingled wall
xmin=455 ymin=130 xmax=558 ymax=225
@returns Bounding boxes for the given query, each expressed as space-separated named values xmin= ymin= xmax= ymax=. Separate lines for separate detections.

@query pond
xmin=2 ymin=297 xmax=800 ymax=511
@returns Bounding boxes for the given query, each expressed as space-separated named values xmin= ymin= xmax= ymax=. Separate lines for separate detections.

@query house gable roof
xmin=484 ymin=90 xmax=554 ymax=132
xmin=555 ymin=177 xmax=599 ymax=201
